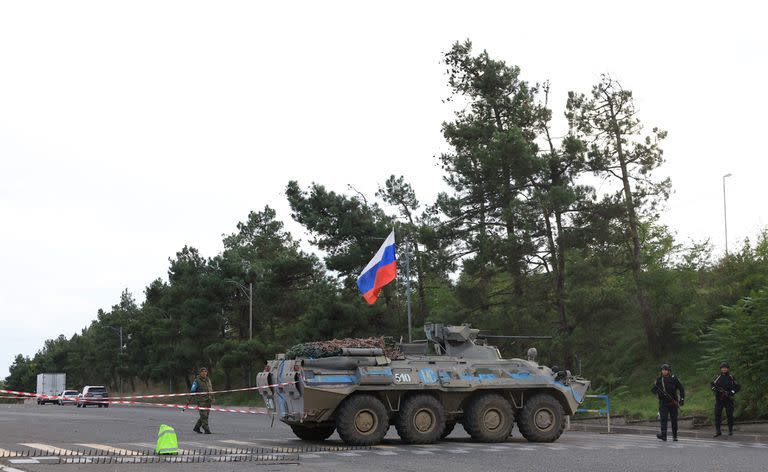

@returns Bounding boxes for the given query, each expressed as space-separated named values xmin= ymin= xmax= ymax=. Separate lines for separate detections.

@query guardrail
xmin=575 ymin=394 xmax=611 ymax=433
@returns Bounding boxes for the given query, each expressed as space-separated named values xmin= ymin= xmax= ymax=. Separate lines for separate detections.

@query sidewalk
xmin=569 ymin=421 xmax=768 ymax=443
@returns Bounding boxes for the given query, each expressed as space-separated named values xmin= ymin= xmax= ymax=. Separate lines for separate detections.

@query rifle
xmin=712 ymin=385 xmax=734 ymax=402
xmin=655 ymin=379 xmax=679 ymax=408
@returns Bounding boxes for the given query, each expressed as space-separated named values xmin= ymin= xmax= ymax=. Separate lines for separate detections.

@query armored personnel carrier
xmin=257 ymin=323 xmax=589 ymax=446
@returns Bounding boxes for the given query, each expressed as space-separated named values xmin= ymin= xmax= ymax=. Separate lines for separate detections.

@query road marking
xmin=374 ymin=451 xmax=398 ymax=455
xmin=131 ymin=442 xmax=193 ymax=454
xmin=76 ymin=443 xmax=139 ymax=455
xmin=0 ymin=448 xmax=17 ymax=458
xmin=447 ymin=449 xmax=470 ymax=454
xmin=412 ymin=450 xmax=434 ymax=455
xmin=20 ymin=443 xmax=79 ymax=455
xmin=4 ymin=463 xmax=36 ymax=470
xmin=218 ymin=439 xmax=283 ymax=449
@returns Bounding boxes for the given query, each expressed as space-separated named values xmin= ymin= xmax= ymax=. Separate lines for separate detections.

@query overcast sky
xmin=1 ymin=1 xmax=766 ymax=379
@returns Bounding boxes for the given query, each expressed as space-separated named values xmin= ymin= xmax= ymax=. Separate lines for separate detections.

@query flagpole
xmin=404 ymin=236 xmax=412 ymax=343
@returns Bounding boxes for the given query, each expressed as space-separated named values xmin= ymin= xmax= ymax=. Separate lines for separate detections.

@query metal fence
xmin=575 ymin=394 xmax=611 ymax=433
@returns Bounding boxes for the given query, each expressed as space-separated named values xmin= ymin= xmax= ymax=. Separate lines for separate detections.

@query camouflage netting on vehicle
xmin=286 ymin=336 xmax=402 ymax=359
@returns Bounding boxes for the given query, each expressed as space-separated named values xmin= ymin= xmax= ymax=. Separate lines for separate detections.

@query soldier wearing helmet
xmin=651 ymin=363 xmax=685 ymax=441
xmin=711 ymin=362 xmax=740 ymax=437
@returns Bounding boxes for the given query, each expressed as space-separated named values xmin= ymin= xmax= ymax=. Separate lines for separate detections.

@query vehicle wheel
xmin=82 ymin=404 xmax=86 ymax=408
xmin=517 ymin=393 xmax=565 ymax=443
xmin=290 ymin=425 xmax=335 ymax=441
xmin=395 ymin=394 xmax=445 ymax=444
xmin=463 ymin=393 xmax=514 ymax=443
xmin=335 ymin=394 xmax=389 ymax=446
xmin=440 ymin=422 xmax=456 ymax=439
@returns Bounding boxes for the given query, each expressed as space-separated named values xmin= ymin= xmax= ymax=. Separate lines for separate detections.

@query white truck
xmin=36 ymin=373 xmax=66 ymax=405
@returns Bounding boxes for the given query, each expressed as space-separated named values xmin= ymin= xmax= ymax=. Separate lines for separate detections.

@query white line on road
xmin=218 ymin=439 xmax=285 ymax=449
xmin=76 ymin=443 xmax=139 ymax=455
xmin=19 ymin=443 xmax=79 ymax=455
xmin=2 ymin=464 xmax=31 ymax=472
xmin=131 ymin=442 xmax=193 ymax=454
xmin=0 ymin=448 xmax=17 ymax=458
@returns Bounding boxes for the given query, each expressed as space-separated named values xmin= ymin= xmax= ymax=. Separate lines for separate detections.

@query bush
xmin=701 ymin=289 xmax=768 ymax=418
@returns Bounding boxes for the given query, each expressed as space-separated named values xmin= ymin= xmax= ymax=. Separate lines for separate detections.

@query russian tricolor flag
xmin=356 ymin=230 xmax=397 ymax=304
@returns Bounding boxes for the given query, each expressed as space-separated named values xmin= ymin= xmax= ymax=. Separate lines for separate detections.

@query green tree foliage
xmin=567 ymin=75 xmax=671 ymax=348
xmin=701 ymin=288 xmax=768 ymax=417
xmin=6 ymin=42 xmax=768 ymax=421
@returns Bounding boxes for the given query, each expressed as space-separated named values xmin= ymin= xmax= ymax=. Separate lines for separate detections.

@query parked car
xmin=77 ymin=386 xmax=109 ymax=408
xmin=58 ymin=390 xmax=80 ymax=405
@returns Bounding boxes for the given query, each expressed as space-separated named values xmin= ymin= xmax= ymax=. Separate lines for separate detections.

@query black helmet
xmin=660 ymin=363 xmax=671 ymax=371
xmin=720 ymin=362 xmax=730 ymax=369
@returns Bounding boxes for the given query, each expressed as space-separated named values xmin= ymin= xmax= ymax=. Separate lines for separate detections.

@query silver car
xmin=58 ymin=390 xmax=79 ymax=405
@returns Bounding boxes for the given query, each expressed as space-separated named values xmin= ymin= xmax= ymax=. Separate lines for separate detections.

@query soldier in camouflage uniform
xmin=191 ymin=367 xmax=214 ymax=434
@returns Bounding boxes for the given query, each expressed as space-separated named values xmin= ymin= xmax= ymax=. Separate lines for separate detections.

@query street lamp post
xmin=723 ymin=173 xmax=732 ymax=255
xmin=106 ymin=325 xmax=123 ymax=396
xmin=226 ymin=280 xmax=254 ymax=385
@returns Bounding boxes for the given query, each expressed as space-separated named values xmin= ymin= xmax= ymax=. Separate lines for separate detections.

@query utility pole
xmin=723 ymin=173 xmax=732 ymax=255
xmin=404 ymin=240 xmax=412 ymax=343
xmin=249 ymin=282 xmax=253 ymax=342
xmin=106 ymin=325 xmax=123 ymax=396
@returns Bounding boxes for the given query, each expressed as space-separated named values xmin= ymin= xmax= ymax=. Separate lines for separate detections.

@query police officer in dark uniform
xmin=651 ymin=363 xmax=685 ymax=441
xmin=711 ymin=362 xmax=740 ymax=437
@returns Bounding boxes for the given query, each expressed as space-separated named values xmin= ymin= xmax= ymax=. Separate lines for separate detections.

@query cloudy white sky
xmin=1 ymin=1 xmax=766 ymax=378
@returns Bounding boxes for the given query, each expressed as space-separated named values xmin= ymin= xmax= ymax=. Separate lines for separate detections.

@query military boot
xmin=656 ymin=433 xmax=667 ymax=441
xmin=203 ymin=427 xmax=212 ymax=435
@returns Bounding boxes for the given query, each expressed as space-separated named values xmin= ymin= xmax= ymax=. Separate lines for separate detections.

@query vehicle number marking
xmin=393 ymin=373 xmax=412 ymax=384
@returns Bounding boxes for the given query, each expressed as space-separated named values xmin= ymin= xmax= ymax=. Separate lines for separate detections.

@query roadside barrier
xmin=575 ymin=394 xmax=611 ymax=433
xmin=0 ymin=381 xmax=296 ymax=403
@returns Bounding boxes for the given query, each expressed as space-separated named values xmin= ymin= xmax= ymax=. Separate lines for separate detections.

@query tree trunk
xmin=607 ymin=99 xmax=658 ymax=348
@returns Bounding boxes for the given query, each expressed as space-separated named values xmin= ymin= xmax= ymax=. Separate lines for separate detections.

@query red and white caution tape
xmin=107 ymin=399 xmax=271 ymax=414
xmin=0 ymin=381 xmax=295 ymax=403
xmin=101 ymin=382 xmax=296 ymax=401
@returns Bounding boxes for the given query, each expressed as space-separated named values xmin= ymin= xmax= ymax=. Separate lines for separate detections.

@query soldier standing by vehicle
xmin=651 ymin=364 xmax=685 ymax=441
xmin=711 ymin=362 xmax=740 ymax=437
xmin=191 ymin=367 xmax=214 ymax=434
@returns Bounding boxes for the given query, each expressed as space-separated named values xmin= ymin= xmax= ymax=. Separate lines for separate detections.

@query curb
xmin=569 ymin=423 xmax=768 ymax=443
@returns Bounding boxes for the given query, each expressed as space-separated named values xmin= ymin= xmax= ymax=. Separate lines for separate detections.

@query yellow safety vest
xmin=155 ymin=424 xmax=179 ymax=455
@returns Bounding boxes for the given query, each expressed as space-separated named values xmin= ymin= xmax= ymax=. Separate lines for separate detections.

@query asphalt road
xmin=1 ymin=402 xmax=767 ymax=472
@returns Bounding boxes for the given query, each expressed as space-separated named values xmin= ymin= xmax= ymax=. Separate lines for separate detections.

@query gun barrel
xmin=478 ymin=335 xmax=553 ymax=340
